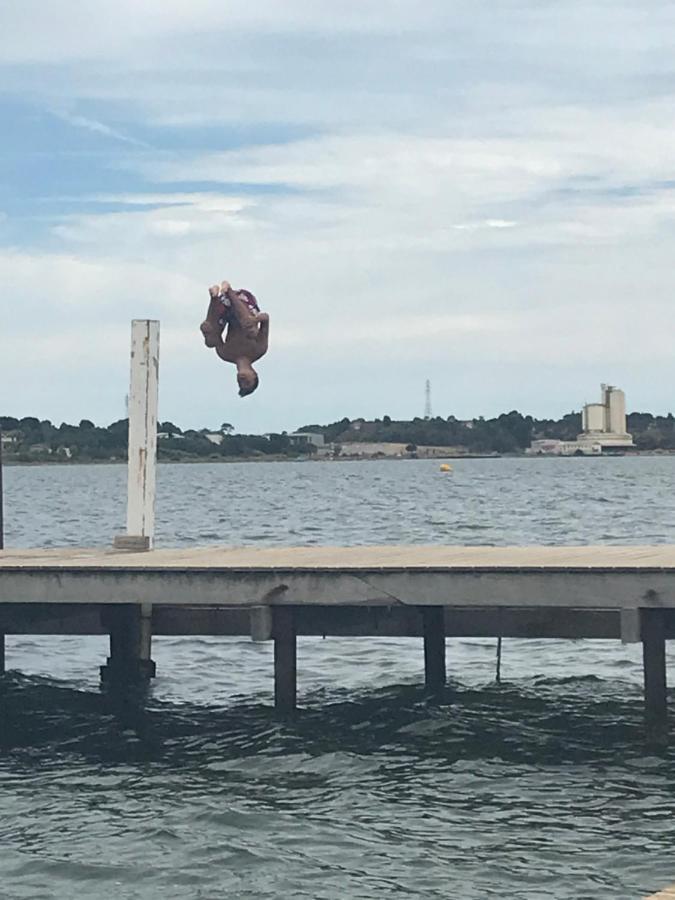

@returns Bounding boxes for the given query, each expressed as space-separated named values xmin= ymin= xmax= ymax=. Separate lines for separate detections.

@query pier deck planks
xmin=3 ymin=544 xmax=675 ymax=570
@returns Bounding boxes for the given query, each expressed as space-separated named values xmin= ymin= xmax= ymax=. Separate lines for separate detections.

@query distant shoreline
xmin=2 ymin=454 xmax=495 ymax=466
xmin=3 ymin=450 xmax=673 ymax=467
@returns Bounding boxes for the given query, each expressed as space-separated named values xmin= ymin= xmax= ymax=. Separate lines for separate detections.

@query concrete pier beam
xmin=423 ymin=606 xmax=446 ymax=690
xmin=100 ymin=605 xmax=156 ymax=686
xmin=273 ymin=606 xmax=296 ymax=712
xmin=642 ymin=608 xmax=668 ymax=747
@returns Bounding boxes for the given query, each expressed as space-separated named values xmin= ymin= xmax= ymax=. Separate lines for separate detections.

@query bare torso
xmin=215 ymin=319 xmax=268 ymax=364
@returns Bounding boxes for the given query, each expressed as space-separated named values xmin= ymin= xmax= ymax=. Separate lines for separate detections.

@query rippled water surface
xmin=2 ymin=457 xmax=675 ymax=899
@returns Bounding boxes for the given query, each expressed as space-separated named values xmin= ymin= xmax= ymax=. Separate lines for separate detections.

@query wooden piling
xmin=273 ymin=606 xmax=296 ymax=712
xmin=100 ymin=605 xmax=156 ymax=685
xmin=423 ymin=606 xmax=446 ymax=690
xmin=119 ymin=319 xmax=160 ymax=550
xmin=642 ymin=608 xmax=668 ymax=747
xmin=0 ymin=633 xmax=5 ymax=675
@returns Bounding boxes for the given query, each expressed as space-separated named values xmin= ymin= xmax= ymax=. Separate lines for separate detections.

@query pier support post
xmin=0 ymin=633 xmax=5 ymax=675
xmin=100 ymin=605 xmax=156 ymax=686
xmin=423 ymin=607 xmax=446 ymax=691
xmin=114 ymin=319 xmax=160 ymax=551
xmin=273 ymin=607 xmax=296 ymax=713
xmin=642 ymin=609 xmax=668 ymax=747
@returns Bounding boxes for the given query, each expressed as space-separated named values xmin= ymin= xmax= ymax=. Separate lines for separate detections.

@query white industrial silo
xmin=583 ymin=403 xmax=606 ymax=433
xmin=606 ymin=386 xmax=627 ymax=436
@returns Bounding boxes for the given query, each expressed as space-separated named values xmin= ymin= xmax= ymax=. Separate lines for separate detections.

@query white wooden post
xmin=114 ymin=320 xmax=160 ymax=551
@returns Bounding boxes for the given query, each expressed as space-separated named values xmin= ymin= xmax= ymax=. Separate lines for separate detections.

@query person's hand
xmin=255 ymin=312 xmax=269 ymax=324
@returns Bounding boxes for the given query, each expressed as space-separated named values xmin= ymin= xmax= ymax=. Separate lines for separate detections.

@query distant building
xmin=0 ymin=432 xmax=19 ymax=448
xmin=204 ymin=433 xmax=224 ymax=446
xmin=578 ymin=384 xmax=634 ymax=451
xmin=339 ymin=442 xmax=461 ymax=459
xmin=527 ymin=439 xmax=601 ymax=457
xmin=528 ymin=383 xmax=634 ymax=456
xmin=289 ymin=432 xmax=325 ymax=449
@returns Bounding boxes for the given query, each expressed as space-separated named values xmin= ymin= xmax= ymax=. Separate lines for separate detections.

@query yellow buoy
xmin=440 ymin=463 xmax=452 ymax=473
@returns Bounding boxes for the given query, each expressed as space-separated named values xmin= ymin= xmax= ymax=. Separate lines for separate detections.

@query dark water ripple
xmin=2 ymin=458 xmax=675 ymax=898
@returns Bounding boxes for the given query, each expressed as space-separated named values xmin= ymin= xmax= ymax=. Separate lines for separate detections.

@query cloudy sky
xmin=2 ymin=1 xmax=674 ymax=433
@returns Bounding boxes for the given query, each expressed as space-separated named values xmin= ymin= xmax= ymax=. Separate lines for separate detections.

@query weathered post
xmin=642 ymin=608 xmax=668 ymax=747
xmin=423 ymin=607 xmax=446 ymax=691
xmin=273 ymin=606 xmax=297 ymax=712
xmin=114 ymin=319 xmax=160 ymax=551
xmin=105 ymin=320 xmax=159 ymax=685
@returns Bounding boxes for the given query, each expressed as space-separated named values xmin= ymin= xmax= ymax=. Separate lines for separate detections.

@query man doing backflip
xmin=200 ymin=280 xmax=269 ymax=397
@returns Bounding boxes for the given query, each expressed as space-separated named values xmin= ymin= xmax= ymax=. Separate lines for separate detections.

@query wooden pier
xmin=1 ymin=323 xmax=673 ymax=744
xmin=0 ymin=544 xmax=673 ymax=743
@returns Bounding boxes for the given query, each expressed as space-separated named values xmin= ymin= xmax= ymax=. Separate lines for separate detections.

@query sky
xmin=2 ymin=0 xmax=675 ymax=433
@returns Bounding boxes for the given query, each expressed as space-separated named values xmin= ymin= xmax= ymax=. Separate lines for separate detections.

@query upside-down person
xmin=200 ymin=280 xmax=269 ymax=397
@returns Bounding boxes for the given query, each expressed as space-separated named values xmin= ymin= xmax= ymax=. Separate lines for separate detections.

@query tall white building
xmin=578 ymin=384 xmax=634 ymax=450
xmin=528 ymin=383 xmax=635 ymax=456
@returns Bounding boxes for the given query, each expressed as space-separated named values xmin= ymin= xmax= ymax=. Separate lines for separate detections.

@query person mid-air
xmin=200 ymin=280 xmax=269 ymax=397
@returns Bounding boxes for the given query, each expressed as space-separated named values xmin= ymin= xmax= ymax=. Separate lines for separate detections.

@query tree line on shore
xmin=299 ymin=411 xmax=675 ymax=454
xmin=1 ymin=410 xmax=675 ymax=462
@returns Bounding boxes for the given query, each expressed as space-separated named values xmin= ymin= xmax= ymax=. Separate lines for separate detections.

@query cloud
xmin=0 ymin=1 xmax=456 ymax=65
xmin=50 ymin=110 xmax=149 ymax=147
xmin=3 ymin=0 xmax=675 ymax=429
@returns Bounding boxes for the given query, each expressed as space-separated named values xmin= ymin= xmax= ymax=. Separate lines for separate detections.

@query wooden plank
xmin=113 ymin=535 xmax=150 ymax=551
xmin=6 ymin=544 xmax=675 ymax=571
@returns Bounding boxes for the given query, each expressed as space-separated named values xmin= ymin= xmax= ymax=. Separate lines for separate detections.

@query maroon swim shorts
xmin=217 ymin=289 xmax=261 ymax=327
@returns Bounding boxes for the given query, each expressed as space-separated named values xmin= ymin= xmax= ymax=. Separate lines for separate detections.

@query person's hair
xmin=239 ymin=373 xmax=259 ymax=397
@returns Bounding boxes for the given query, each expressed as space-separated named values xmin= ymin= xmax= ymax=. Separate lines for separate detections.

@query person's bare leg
xmin=200 ymin=285 xmax=228 ymax=347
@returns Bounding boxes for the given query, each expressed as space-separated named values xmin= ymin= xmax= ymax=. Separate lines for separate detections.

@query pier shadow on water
xmin=0 ymin=670 xmax=671 ymax=768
